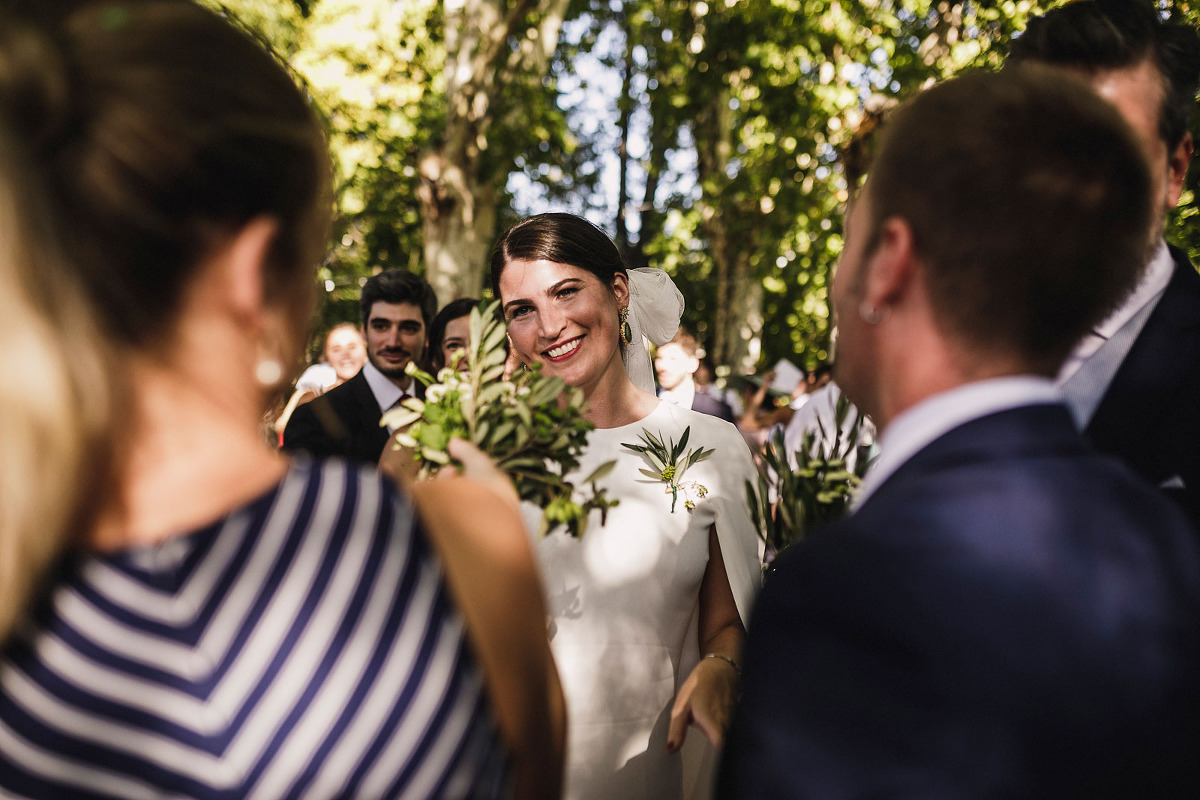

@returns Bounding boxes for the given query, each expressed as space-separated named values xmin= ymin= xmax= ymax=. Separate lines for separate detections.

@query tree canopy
xmin=214 ymin=0 xmax=1200 ymax=372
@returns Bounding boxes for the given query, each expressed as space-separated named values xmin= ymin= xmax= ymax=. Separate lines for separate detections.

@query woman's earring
xmin=255 ymin=355 xmax=284 ymax=387
xmin=255 ymin=332 xmax=285 ymax=387
xmin=619 ymin=305 xmax=632 ymax=346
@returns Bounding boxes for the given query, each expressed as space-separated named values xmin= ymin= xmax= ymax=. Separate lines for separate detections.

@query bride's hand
xmin=666 ymin=655 xmax=739 ymax=753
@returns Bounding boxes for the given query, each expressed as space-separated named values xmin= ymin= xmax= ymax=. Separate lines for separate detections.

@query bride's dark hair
xmin=489 ymin=212 xmax=628 ymax=300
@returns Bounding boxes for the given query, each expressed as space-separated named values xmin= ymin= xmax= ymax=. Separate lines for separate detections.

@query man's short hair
xmin=1008 ymin=0 xmax=1200 ymax=153
xmin=359 ymin=269 xmax=437 ymax=329
xmin=865 ymin=66 xmax=1153 ymax=373
xmin=666 ymin=329 xmax=702 ymax=359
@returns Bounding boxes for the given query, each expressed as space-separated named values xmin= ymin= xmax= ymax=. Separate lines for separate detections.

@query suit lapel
xmin=1086 ymin=250 xmax=1200 ymax=477
xmin=329 ymin=371 xmax=388 ymax=461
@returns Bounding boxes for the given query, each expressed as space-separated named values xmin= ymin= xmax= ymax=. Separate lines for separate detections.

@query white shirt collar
xmin=659 ymin=378 xmax=696 ymax=410
xmin=1056 ymin=239 xmax=1174 ymax=384
xmin=853 ymin=376 xmax=1061 ymax=510
xmin=362 ymin=359 xmax=408 ymax=412
xmin=1094 ymin=239 xmax=1174 ymax=340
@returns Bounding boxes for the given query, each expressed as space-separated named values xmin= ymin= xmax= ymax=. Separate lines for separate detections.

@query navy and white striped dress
xmin=0 ymin=458 xmax=510 ymax=798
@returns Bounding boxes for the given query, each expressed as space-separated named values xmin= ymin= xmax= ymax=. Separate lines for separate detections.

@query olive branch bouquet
xmin=745 ymin=392 xmax=870 ymax=558
xmin=380 ymin=301 xmax=617 ymax=538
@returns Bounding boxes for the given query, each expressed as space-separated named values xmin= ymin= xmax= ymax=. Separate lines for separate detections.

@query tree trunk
xmin=418 ymin=152 xmax=496 ymax=300
xmin=694 ymin=89 xmax=760 ymax=372
xmin=419 ymin=0 xmax=568 ymax=304
xmin=615 ymin=5 xmax=633 ymax=256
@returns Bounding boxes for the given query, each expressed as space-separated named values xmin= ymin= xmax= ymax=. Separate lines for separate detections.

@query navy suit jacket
xmin=282 ymin=369 xmax=390 ymax=464
xmin=1086 ymin=246 xmax=1200 ymax=531
xmin=719 ymin=404 xmax=1200 ymax=799
xmin=690 ymin=390 xmax=736 ymax=424
xmin=658 ymin=386 xmax=737 ymax=423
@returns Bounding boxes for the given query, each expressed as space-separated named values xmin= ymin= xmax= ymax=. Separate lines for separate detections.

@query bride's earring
xmin=619 ymin=305 xmax=632 ymax=346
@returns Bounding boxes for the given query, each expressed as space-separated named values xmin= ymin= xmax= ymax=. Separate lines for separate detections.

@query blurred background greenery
xmin=207 ymin=0 xmax=1200 ymax=374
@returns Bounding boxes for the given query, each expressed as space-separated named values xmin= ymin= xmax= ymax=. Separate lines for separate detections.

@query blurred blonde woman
xmin=273 ymin=322 xmax=367 ymax=441
xmin=0 ymin=4 xmax=562 ymax=798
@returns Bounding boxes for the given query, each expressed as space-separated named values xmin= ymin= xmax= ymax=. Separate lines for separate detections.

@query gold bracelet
xmin=703 ymin=652 xmax=741 ymax=679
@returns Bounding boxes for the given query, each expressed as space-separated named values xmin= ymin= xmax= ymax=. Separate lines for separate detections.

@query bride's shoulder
xmin=659 ymin=402 xmax=749 ymax=453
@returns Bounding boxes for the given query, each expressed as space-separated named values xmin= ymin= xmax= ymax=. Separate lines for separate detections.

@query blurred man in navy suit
xmin=655 ymin=330 xmax=736 ymax=423
xmin=719 ymin=68 xmax=1200 ymax=799
xmin=1010 ymin=0 xmax=1200 ymax=531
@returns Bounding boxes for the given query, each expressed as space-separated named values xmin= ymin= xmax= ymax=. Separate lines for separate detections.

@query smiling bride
xmin=490 ymin=212 xmax=762 ymax=800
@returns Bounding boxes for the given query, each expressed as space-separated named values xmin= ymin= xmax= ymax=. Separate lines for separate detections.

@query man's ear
xmin=861 ymin=216 xmax=917 ymax=310
xmin=1166 ymin=131 xmax=1192 ymax=209
xmin=222 ymin=216 xmax=280 ymax=329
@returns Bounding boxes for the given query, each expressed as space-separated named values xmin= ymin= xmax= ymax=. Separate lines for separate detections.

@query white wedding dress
xmin=527 ymin=400 xmax=762 ymax=800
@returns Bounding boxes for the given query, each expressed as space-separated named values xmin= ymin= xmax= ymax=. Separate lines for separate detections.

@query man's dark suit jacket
xmin=719 ymin=403 xmax=1200 ymax=799
xmin=659 ymin=386 xmax=736 ymax=423
xmin=690 ymin=390 xmax=736 ymax=424
xmin=282 ymin=369 xmax=390 ymax=464
xmin=1086 ymin=246 xmax=1200 ymax=531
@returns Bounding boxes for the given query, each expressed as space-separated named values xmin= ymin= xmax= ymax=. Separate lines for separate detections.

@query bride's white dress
xmin=528 ymin=400 xmax=761 ymax=800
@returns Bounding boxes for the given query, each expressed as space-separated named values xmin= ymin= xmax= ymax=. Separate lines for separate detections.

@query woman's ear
xmin=222 ymin=216 xmax=280 ymax=329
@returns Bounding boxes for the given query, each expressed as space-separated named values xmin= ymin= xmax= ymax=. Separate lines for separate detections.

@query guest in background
xmin=272 ymin=321 xmax=366 ymax=440
xmin=1009 ymin=0 xmax=1200 ymax=531
xmin=734 ymin=368 xmax=794 ymax=452
xmin=0 ymin=5 xmax=563 ymax=797
xmin=294 ymin=321 xmax=367 ymax=395
xmin=656 ymin=329 xmax=736 ymax=423
xmin=283 ymin=269 xmax=436 ymax=463
xmin=720 ymin=68 xmax=1200 ymax=798
xmin=781 ymin=380 xmax=874 ymax=474
xmin=427 ymin=297 xmax=478 ymax=373
xmin=694 ymin=354 xmax=743 ymax=418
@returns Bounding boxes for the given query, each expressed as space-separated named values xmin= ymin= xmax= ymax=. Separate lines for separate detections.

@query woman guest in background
xmin=491 ymin=212 xmax=761 ymax=800
xmin=295 ymin=322 xmax=368 ymax=395
xmin=428 ymin=298 xmax=479 ymax=373
xmin=0 ymin=4 xmax=562 ymax=798
xmin=273 ymin=322 xmax=366 ymax=442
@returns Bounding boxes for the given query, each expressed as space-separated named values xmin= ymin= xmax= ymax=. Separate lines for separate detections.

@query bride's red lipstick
xmin=543 ymin=336 xmax=583 ymax=363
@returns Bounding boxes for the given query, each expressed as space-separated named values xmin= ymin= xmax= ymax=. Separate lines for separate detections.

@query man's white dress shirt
xmin=658 ymin=379 xmax=696 ymax=410
xmin=1055 ymin=241 xmax=1173 ymax=425
xmin=363 ymin=360 xmax=409 ymax=412
xmin=853 ymin=377 xmax=1062 ymax=510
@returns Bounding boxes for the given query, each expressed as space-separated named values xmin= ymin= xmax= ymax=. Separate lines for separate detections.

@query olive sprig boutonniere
xmin=622 ymin=426 xmax=714 ymax=512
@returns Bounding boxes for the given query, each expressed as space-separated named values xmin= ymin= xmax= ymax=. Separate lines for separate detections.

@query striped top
xmin=0 ymin=458 xmax=510 ymax=799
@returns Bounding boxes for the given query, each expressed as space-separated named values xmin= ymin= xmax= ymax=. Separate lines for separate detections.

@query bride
xmin=489 ymin=212 xmax=762 ymax=799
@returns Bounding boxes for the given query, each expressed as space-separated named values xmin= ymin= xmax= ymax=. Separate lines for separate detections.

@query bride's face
xmin=499 ymin=258 xmax=629 ymax=397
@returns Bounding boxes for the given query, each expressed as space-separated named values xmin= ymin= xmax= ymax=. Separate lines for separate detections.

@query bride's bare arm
xmin=667 ymin=524 xmax=745 ymax=752
xmin=406 ymin=442 xmax=565 ymax=800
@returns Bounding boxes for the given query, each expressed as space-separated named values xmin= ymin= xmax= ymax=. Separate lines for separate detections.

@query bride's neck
xmin=582 ymin=369 xmax=658 ymax=429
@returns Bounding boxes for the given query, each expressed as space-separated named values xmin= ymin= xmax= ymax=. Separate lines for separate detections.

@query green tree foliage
xmin=211 ymin=0 xmax=1199 ymax=370
xmin=1168 ymin=1 xmax=1200 ymax=263
xmin=210 ymin=0 xmax=444 ymax=339
xmin=609 ymin=0 xmax=1061 ymax=372
xmin=214 ymin=0 xmax=582 ymax=330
